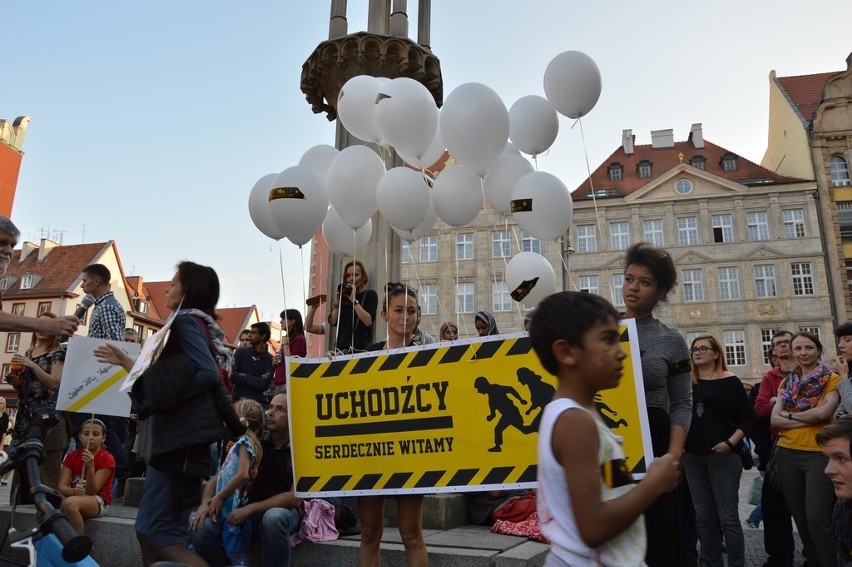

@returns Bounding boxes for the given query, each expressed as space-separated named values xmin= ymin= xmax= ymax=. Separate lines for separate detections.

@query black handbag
xmin=737 ymin=441 xmax=754 ymax=470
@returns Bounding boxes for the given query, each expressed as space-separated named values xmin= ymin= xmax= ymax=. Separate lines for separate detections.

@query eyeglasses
xmin=772 ymin=339 xmax=791 ymax=347
xmin=691 ymin=346 xmax=715 ymax=354
xmin=386 ymin=282 xmax=417 ymax=296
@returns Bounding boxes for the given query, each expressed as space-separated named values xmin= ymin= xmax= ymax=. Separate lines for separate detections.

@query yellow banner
xmin=288 ymin=321 xmax=651 ymax=497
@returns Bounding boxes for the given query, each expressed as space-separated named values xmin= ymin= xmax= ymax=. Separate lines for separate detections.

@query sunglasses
xmin=386 ymin=282 xmax=418 ymax=296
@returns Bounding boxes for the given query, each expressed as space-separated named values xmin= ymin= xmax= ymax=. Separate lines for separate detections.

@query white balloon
xmin=543 ymin=51 xmax=602 ymax=119
xmin=326 ymin=145 xmax=386 ymax=229
xmin=503 ymin=141 xmax=522 ymax=156
xmin=337 ymin=75 xmax=386 ymax=145
xmin=397 ymin=124 xmax=446 ymax=171
xmin=248 ymin=173 xmax=287 ymax=240
xmin=431 ymin=165 xmax=483 ymax=227
xmin=511 ymin=171 xmax=573 ymax=241
xmin=376 ymin=167 xmax=431 ymax=231
xmin=505 ymin=252 xmax=558 ymax=307
xmin=269 ymin=166 xmax=329 ymax=246
xmin=484 ymin=154 xmax=535 ymax=215
xmin=323 ymin=207 xmax=372 ymax=256
xmin=298 ymin=145 xmax=339 ymax=185
xmin=393 ymin=200 xmax=438 ymax=242
xmin=376 ymin=77 xmax=438 ymax=161
xmin=509 ymin=95 xmax=559 ymax=156
xmin=439 ymin=82 xmax=509 ymax=177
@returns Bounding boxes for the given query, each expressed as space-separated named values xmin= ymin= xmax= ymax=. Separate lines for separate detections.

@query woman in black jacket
xmin=96 ymin=261 xmax=244 ymax=567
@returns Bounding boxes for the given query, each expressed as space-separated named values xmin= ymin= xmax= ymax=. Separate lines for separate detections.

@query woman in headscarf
xmin=474 ymin=310 xmax=499 ymax=337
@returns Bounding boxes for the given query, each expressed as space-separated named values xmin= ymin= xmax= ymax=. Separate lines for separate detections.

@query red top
xmin=62 ymin=448 xmax=116 ymax=505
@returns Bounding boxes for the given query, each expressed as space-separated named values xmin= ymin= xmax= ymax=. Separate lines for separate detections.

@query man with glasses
xmin=0 ymin=217 xmax=78 ymax=334
xmin=231 ymin=322 xmax=274 ymax=404
xmin=753 ymin=330 xmax=795 ymax=567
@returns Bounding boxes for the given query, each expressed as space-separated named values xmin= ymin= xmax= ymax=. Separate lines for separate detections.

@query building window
xmin=682 ymin=269 xmax=705 ymax=302
xmin=492 ymin=231 xmax=511 ymax=258
xmin=456 ymin=233 xmax=474 ymax=260
xmin=717 ymin=267 xmax=741 ymax=300
xmin=0 ymin=363 xmax=8 ymax=377
xmin=798 ymin=326 xmax=820 ymax=339
xmin=675 ymin=179 xmax=693 ymax=195
xmin=11 ymin=303 xmax=25 ymax=316
xmin=637 ymin=160 xmax=652 ymax=179
xmin=783 ymin=209 xmax=805 ymax=238
xmin=133 ymin=324 xmax=144 ymax=341
xmin=791 ymin=262 xmax=814 ymax=295
xmin=747 ymin=211 xmax=769 ymax=241
xmin=690 ymin=156 xmax=706 ymax=170
xmin=761 ymin=328 xmax=780 ymax=365
xmin=521 ymin=231 xmax=541 ymax=254
xmin=456 ymin=283 xmax=474 ymax=314
xmin=723 ymin=330 xmax=747 ymax=366
xmin=712 ymin=214 xmax=734 ymax=243
xmin=839 ymin=202 xmax=852 ymax=241
xmin=401 ymin=240 xmax=410 ymax=264
xmin=37 ymin=302 xmax=51 ymax=315
xmin=0 ymin=277 xmax=6 ymax=291
xmin=642 ymin=219 xmax=664 ymax=247
xmin=610 ymin=274 xmax=624 ymax=307
xmin=577 ymin=225 xmax=597 ymax=253
xmin=578 ymin=275 xmax=599 ymax=295
xmin=5 ymin=333 xmax=20 ymax=353
xmin=20 ymin=275 xmax=33 ymax=290
xmin=754 ymin=265 xmax=777 ymax=298
xmin=608 ymin=163 xmax=623 ymax=181
xmin=421 ymin=284 xmax=437 ymax=315
xmin=610 ymin=222 xmax=630 ymax=251
xmin=419 ymin=236 xmax=438 ymax=262
xmin=146 ymin=328 xmax=155 ymax=340
xmin=829 ymin=155 xmax=851 ymax=187
xmin=721 ymin=154 xmax=738 ymax=172
xmin=677 ymin=216 xmax=699 ymax=245
xmin=492 ymin=281 xmax=512 ymax=312
xmin=135 ymin=298 xmax=148 ymax=315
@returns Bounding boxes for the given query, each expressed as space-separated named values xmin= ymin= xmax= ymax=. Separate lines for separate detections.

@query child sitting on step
xmin=59 ymin=418 xmax=116 ymax=535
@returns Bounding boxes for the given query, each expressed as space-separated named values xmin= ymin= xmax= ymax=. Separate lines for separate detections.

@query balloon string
xmin=558 ymin=243 xmax=574 ymax=292
xmin=576 ymin=117 xmax=604 ymax=243
xmin=278 ymin=241 xmax=288 ymax=317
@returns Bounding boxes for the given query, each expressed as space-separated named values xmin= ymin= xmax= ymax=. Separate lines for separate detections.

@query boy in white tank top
xmin=528 ymin=292 xmax=681 ymax=566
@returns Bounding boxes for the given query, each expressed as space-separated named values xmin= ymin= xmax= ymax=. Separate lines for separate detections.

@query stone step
xmin=0 ymin=504 xmax=548 ymax=566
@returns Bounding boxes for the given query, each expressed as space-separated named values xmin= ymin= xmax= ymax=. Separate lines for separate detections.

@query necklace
xmin=695 ymin=372 xmax=717 ymax=418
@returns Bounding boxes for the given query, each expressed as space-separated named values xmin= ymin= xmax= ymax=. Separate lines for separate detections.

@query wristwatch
xmin=354 ymin=299 xmax=360 ymax=305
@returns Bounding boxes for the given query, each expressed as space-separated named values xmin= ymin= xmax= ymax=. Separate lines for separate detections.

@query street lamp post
xmin=561 ymin=233 xmax=575 ymax=292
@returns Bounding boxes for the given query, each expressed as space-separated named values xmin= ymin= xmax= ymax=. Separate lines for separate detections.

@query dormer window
xmin=721 ymin=153 xmax=738 ymax=173
xmin=135 ymin=298 xmax=148 ymax=315
xmin=20 ymin=274 xmax=34 ymax=290
xmin=637 ymin=160 xmax=653 ymax=179
xmin=690 ymin=156 xmax=706 ymax=170
xmin=607 ymin=163 xmax=623 ymax=181
xmin=0 ymin=277 xmax=7 ymax=291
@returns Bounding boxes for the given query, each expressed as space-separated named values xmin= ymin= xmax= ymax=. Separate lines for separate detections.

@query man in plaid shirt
xmin=78 ymin=263 xmax=129 ymax=498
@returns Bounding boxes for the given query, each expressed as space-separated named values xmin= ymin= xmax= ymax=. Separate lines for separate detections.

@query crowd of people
xmin=2 ymin=209 xmax=852 ymax=567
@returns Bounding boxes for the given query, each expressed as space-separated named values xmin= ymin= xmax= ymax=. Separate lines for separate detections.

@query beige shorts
xmin=94 ymin=495 xmax=110 ymax=518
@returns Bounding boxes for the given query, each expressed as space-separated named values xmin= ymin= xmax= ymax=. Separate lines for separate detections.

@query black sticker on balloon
xmin=269 ymin=187 xmax=306 ymax=201
xmin=511 ymin=198 xmax=533 ymax=213
xmin=510 ymin=277 xmax=539 ymax=301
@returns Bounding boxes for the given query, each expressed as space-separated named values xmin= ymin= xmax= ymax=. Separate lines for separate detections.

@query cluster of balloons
xmin=247 ymin=51 xmax=602 ymax=306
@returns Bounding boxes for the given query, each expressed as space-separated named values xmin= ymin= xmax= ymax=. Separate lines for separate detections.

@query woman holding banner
xmin=621 ymin=243 xmax=693 ymax=566
xmin=9 ymin=311 xmax=69 ymax=491
xmin=359 ymin=282 xmax=427 ymax=567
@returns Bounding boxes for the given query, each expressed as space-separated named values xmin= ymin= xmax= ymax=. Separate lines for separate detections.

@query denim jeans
xmin=191 ymin=506 xmax=301 ymax=567
xmin=682 ymin=450 xmax=744 ymax=567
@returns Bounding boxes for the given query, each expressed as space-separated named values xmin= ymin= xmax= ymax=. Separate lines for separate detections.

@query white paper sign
xmin=120 ymin=309 xmax=179 ymax=392
xmin=56 ymin=336 xmax=142 ymax=417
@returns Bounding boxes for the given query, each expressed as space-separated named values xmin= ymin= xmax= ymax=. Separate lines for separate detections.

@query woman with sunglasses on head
xmin=683 ymin=335 xmax=753 ymax=567
xmin=358 ymin=282 xmax=427 ymax=567
xmin=327 ymin=260 xmax=378 ymax=353
xmin=770 ymin=331 xmax=840 ymax=567
xmin=621 ymin=242 xmax=693 ymax=566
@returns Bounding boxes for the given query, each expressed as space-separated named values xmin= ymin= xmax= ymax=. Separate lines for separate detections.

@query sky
xmin=4 ymin=1 xmax=851 ymax=322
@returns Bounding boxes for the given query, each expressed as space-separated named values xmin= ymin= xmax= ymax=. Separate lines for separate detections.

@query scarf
xmin=475 ymin=310 xmax=499 ymax=335
xmin=780 ymin=362 xmax=832 ymax=412
xmin=179 ymin=308 xmax=233 ymax=371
